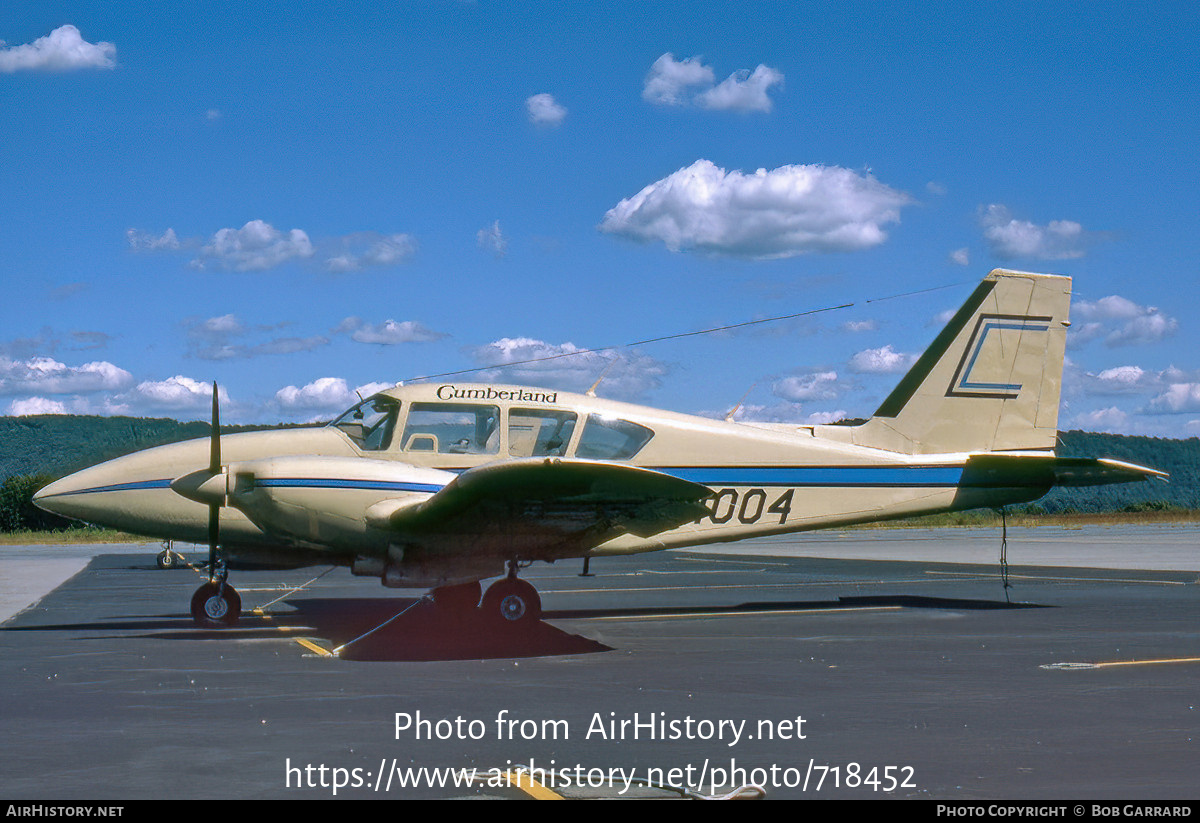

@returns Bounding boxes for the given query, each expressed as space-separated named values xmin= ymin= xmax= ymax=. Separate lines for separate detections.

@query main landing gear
xmin=431 ymin=562 xmax=541 ymax=628
xmin=482 ymin=575 xmax=541 ymax=626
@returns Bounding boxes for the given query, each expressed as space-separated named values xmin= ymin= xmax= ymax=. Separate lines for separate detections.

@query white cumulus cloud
xmin=643 ymin=54 xmax=782 ymax=111
xmin=525 ymin=93 xmax=567 ymax=126
xmin=848 ymin=345 xmax=916 ymax=374
xmin=1084 ymin=365 xmax=1157 ymax=395
xmin=696 ymin=64 xmax=784 ymax=112
xmin=1070 ymin=406 xmax=1130 ymax=433
xmin=600 ymin=159 xmax=910 ymax=259
xmin=7 ymin=397 xmax=68 ymax=416
xmin=468 ymin=337 xmax=668 ymax=400
xmin=773 ymin=371 xmax=841 ymax=402
xmin=643 ymin=53 xmax=715 ymax=106
xmin=127 ymin=376 xmax=221 ymax=411
xmin=196 ymin=220 xmax=314 ymax=272
xmin=1146 ymin=383 xmax=1200 ymax=415
xmin=274 ymin=378 xmax=393 ymax=419
xmin=980 ymin=204 xmax=1091 ymax=260
xmin=0 ymin=356 xmax=132 ymax=396
xmin=1073 ymin=295 xmax=1177 ymax=347
xmin=0 ymin=25 xmax=116 ymax=73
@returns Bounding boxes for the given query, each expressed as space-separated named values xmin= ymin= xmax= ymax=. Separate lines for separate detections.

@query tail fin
xmin=851 ymin=269 xmax=1070 ymax=455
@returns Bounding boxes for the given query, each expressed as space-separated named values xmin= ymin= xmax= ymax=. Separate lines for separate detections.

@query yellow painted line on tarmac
xmin=1092 ymin=656 xmax=1200 ymax=668
xmin=247 ymin=606 xmax=330 ymax=656
xmin=1042 ymin=656 xmax=1200 ymax=670
xmin=294 ymin=637 xmax=333 ymax=656
xmin=505 ymin=770 xmax=564 ymax=800
xmin=591 ymin=605 xmax=902 ymax=622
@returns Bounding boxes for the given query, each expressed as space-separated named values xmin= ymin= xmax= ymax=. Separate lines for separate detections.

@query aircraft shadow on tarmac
xmin=1 ymin=592 xmax=1049 ymax=662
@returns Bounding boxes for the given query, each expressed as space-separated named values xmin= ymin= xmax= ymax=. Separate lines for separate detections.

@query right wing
xmin=368 ymin=457 xmax=713 ymax=556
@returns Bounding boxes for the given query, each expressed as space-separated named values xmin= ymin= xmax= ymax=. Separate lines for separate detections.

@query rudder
xmin=850 ymin=269 xmax=1070 ymax=455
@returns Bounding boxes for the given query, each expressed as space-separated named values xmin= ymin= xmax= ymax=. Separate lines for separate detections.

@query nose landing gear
xmin=190 ymin=563 xmax=241 ymax=628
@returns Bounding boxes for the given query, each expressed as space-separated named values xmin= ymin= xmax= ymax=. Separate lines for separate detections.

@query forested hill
xmin=0 ymin=415 xmax=1195 ymax=513
xmin=0 ymin=414 xmax=306 ymax=480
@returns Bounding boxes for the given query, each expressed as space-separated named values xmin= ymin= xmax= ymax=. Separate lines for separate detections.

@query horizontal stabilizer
xmin=1043 ymin=457 xmax=1169 ymax=487
xmin=961 ymin=454 xmax=1168 ymax=489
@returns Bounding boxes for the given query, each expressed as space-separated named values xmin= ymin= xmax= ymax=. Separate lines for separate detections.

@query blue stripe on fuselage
xmin=253 ymin=478 xmax=446 ymax=493
xmin=654 ymin=466 xmax=964 ymax=487
xmin=45 ymin=478 xmax=175 ymax=497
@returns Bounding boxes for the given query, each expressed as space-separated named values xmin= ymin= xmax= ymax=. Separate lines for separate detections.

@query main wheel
xmin=482 ymin=578 xmax=541 ymax=627
xmin=190 ymin=581 xmax=241 ymax=628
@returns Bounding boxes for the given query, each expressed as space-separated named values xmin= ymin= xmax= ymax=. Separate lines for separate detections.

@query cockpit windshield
xmin=329 ymin=395 xmax=401 ymax=451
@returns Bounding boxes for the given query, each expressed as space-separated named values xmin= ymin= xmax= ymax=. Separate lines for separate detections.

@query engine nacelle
xmin=222 ymin=455 xmax=453 ymax=551
xmin=353 ymin=543 xmax=504 ymax=589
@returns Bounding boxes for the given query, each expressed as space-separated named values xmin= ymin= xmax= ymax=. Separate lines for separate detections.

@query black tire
xmin=157 ymin=550 xmax=176 ymax=569
xmin=190 ymin=582 xmax=241 ymax=628
xmin=482 ymin=578 xmax=541 ymax=626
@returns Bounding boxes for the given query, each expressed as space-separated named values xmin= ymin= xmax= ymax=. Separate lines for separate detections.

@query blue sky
xmin=2 ymin=2 xmax=1198 ymax=436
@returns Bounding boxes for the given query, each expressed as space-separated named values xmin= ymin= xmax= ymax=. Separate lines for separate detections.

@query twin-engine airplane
xmin=35 ymin=270 xmax=1164 ymax=628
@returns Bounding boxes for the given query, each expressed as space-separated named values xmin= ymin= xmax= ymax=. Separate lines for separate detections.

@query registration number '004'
xmin=698 ymin=488 xmax=794 ymax=525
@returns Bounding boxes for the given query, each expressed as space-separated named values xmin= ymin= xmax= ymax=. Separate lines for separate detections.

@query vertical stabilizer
xmin=849 ymin=269 xmax=1070 ymax=455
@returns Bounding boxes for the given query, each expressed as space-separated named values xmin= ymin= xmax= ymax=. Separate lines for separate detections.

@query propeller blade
xmin=209 ymin=381 xmax=221 ymax=475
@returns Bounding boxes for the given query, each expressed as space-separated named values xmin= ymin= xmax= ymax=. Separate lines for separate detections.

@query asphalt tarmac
xmin=2 ymin=525 xmax=1199 ymax=800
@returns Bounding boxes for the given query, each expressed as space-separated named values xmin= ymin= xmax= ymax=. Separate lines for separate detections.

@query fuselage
xmin=34 ymin=382 xmax=1049 ymax=569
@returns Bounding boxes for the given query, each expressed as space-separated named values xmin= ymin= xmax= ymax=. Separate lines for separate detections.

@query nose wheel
xmin=190 ymin=579 xmax=241 ymax=627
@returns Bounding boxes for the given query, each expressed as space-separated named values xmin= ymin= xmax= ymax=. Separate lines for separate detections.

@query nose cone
xmin=32 ymin=471 xmax=89 ymax=519
xmin=31 ymin=462 xmax=170 ymax=524
xmin=32 ymin=475 xmax=73 ymax=516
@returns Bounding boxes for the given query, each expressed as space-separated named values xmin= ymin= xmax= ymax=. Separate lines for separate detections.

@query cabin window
xmin=329 ymin=395 xmax=400 ymax=451
xmin=508 ymin=409 xmax=577 ymax=457
xmin=575 ymin=414 xmax=654 ymax=460
xmin=401 ymin=403 xmax=500 ymax=455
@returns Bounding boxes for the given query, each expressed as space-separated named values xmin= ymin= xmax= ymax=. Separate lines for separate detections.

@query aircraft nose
xmin=32 ymin=471 xmax=90 ymax=519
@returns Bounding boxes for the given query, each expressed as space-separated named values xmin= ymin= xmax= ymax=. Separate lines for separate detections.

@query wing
xmin=368 ymin=457 xmax=713 ymax=557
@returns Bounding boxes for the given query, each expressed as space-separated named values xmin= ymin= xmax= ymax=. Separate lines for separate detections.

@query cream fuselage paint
xmin=262 ymin=386 xmax=1032 ymax=561
xmin=33 ymin=382 xmax=1046 ymax=570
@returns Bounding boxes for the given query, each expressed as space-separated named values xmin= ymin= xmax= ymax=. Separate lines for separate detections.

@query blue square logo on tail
xmin=946 ymin=314 xmax=1052 ymax=400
